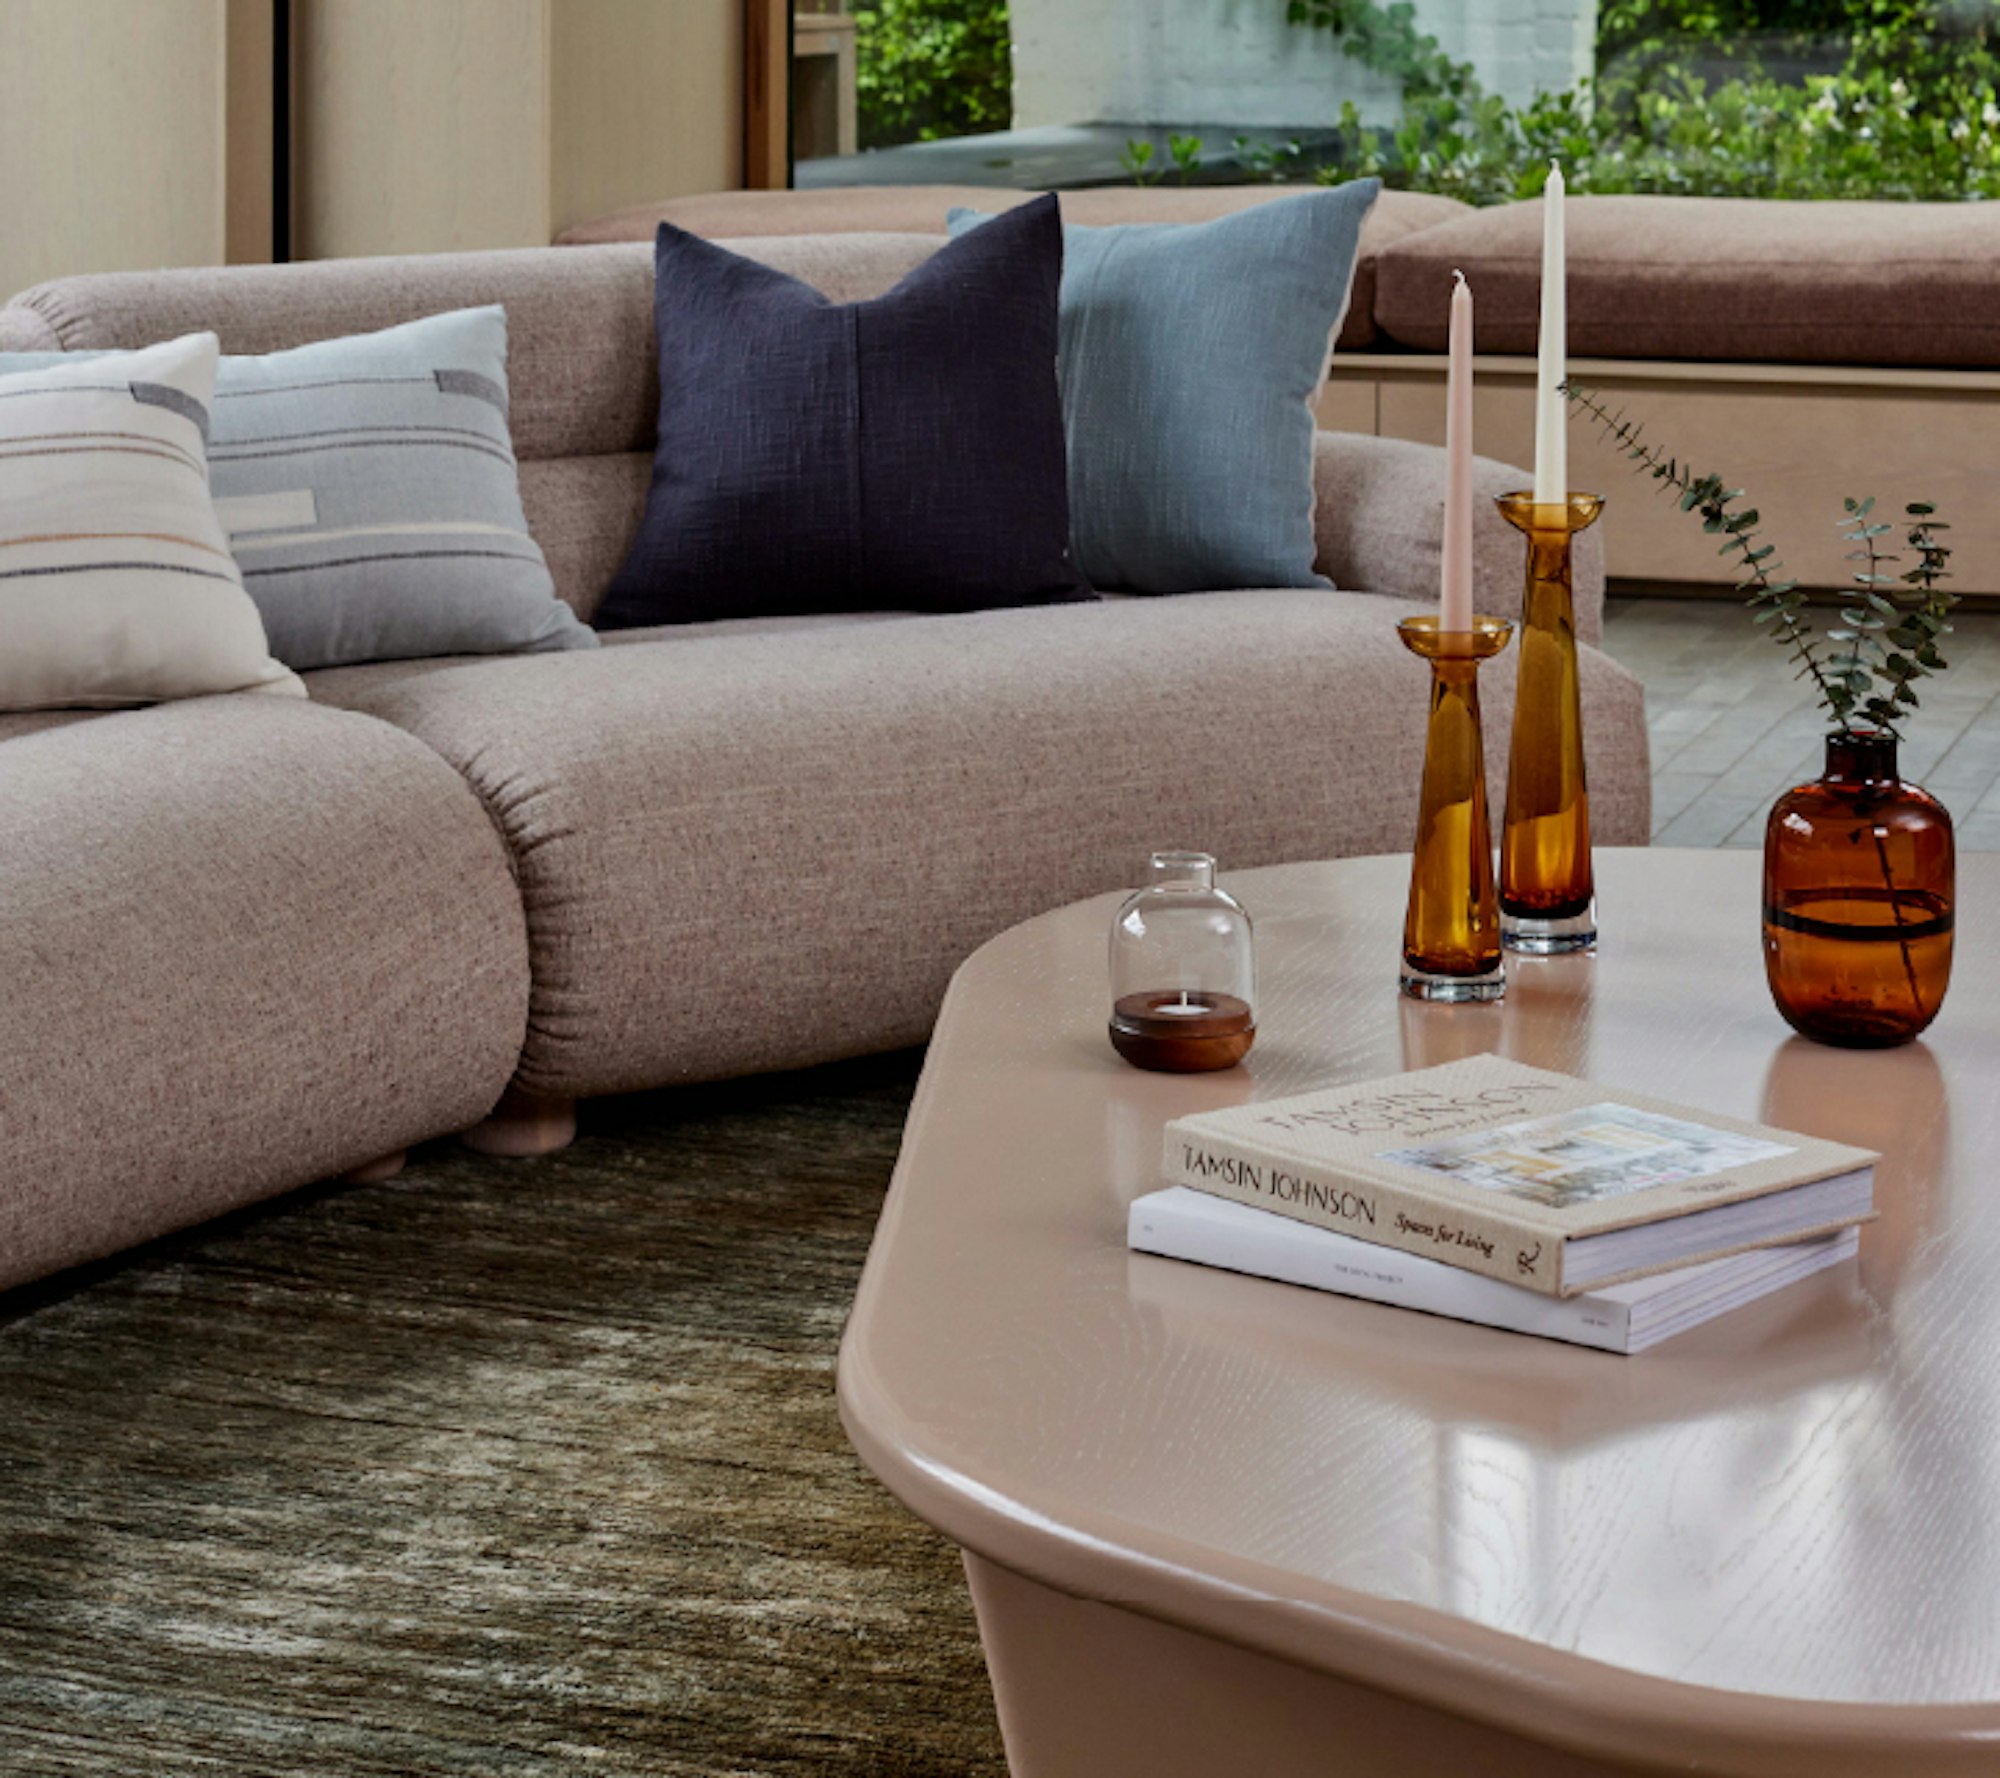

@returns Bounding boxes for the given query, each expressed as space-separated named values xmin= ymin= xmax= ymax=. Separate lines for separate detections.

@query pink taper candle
xmin=1440 ymin=269 xmax=1475 ymax=632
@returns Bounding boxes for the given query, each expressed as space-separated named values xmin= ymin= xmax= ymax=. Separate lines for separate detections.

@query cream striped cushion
xmin=0 ymin=333 xmax=301 ymax=711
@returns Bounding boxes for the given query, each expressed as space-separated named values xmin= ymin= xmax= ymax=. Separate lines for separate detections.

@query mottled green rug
xmin=0 ymin=1052 xmax=1007 ymax=1777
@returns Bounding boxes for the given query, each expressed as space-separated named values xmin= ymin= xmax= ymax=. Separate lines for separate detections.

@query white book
xmin=1128 ymin=1186 xmax=1860 ymax=1355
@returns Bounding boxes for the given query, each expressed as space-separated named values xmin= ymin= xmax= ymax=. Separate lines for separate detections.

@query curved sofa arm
xmin=1312 ymin=431 xmax=1607 ymax=645
xmin=0 ymin=294 xmax=63 ymax=351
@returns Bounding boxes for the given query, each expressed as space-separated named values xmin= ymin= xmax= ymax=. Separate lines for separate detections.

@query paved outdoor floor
xmin=1601 ymin=595 xmax=2000 ymax=850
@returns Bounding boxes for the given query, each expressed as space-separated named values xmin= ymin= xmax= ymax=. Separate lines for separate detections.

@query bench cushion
xmin=556 ymin=184 xmax=1471 ymax=352
xmin=1374 ymin=195 xmax=2000 ymax=368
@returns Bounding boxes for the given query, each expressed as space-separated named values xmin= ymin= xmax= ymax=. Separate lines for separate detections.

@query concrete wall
xmin=1009 ymin=0 xmax=1598 ymax=131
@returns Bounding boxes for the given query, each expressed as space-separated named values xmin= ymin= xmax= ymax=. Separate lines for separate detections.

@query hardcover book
xmin=1162 ymin=1055 xmax=1877 ymax=1297
xmin=1129 ymin=1186 xmax=1861 ymax=1354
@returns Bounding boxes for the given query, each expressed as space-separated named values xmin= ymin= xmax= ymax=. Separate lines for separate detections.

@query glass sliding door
xmin=774 ymin=0 xmax=1998 ymax=200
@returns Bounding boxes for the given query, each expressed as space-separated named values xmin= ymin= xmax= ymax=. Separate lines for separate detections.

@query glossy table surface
xmin=836 ymin=850 xmax=2000 ymax=1775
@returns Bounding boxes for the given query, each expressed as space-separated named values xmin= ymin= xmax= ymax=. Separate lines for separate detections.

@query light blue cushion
xmin=1 ymin=306 xmax=596 ymax=670
xmin=949 ymin=182 xmax=1380 ymax=594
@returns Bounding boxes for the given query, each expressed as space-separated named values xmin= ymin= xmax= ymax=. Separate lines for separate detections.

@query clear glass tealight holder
xmin=1108 ymin=851 xmax=1256 ymax=1073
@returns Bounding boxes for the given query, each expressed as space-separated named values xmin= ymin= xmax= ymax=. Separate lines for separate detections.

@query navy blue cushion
xmin=597 ymin=194 xmax=1093 ymax=627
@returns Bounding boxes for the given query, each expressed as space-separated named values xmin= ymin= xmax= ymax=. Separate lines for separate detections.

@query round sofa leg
xmin=337 ymin=1149 xmax=407 ymax=1186
xmin=463 ymin=1086 xmax=577 ymax=1158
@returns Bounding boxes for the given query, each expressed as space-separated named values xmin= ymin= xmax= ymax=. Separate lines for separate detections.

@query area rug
xmin=0 ymin=1052 xmax=1007 ymax=1776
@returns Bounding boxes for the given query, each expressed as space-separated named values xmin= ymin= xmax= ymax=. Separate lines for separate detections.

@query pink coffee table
xmin=837 ymin=849 xmax=2000 ymax=1777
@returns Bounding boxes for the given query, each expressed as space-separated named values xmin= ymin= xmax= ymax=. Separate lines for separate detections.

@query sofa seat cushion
xmin=1373 ymin=195 xmax=2000 ymax=368
xmin=554 ymin=184 xmax=1470 ymax=352
xmin=0 ymin=709 xmax=103 ymax=744
xmin=302 ymin=611 xmax=920 ymax=709
xmin=306 ymin=593 xmax=1649 ymax=1102
xmin=0 ymin=696 xmax=529 ymax=1292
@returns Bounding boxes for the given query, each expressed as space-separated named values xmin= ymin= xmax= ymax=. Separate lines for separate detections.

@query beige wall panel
xmin=0 ymin=0 xmax=228 ymax=299
xmin=292 ymin=0 xmax=551 ymax=260
xmin=1325 ymin=358 xmax=2000 ymax=597
xmin=549 ymin=0 xmax=742 ymax=237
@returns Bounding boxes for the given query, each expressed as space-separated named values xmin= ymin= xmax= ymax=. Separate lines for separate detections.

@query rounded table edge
xmin=838 ymin=851 xmax=2000 ymax=1776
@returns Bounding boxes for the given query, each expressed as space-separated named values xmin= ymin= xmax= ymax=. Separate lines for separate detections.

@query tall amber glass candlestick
xmin=1496 ymin=492 xmax=1603 ymax=954
xmin=1399 ymin=615 xmax=1513 ymax=1002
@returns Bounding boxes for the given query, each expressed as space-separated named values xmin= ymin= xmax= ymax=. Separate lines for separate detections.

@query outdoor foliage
xmin=1281 ymin=0 xmax=2000 ymax=201
xmin=852 ymin=0 xmax=1011 ymax=149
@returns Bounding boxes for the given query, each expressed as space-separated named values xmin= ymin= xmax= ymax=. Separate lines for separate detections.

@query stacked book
xmin=1128 ymin=1055 xmax=1876 ymax=1354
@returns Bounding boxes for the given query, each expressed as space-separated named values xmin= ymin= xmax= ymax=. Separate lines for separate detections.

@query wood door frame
xmin=744 ymin=0 xmax=791 ymax=188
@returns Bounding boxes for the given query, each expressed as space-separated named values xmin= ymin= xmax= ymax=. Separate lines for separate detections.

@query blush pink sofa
xmin=0 ymin=233 xmax=1650 ymax=1294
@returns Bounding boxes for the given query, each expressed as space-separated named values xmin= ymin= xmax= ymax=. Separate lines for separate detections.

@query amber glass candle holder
xmin=1398 ymin=615 xmax=1513 ymax=1002
xmin=1495 ymin=492 xmax=1604 ymax=954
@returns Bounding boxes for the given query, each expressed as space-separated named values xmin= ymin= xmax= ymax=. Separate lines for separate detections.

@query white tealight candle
xmin=1533 ymin=161 xmax=1567 ymax=506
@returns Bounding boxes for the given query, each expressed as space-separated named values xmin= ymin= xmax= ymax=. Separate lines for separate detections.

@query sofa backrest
xmin=557 ymin=183 xmax=1472 ymax=357
xmin=0 ymin=234 xmax=941 ymax=618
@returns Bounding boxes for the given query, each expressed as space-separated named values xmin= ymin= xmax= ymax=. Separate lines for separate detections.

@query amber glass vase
xmin=1398 ymin=615 xmax=1513 ymax=1002
xmin=1763 ymin=730 xmax=1955 ymax=1047
xmin=1495 ymin=492 xmax=1604 ymax=953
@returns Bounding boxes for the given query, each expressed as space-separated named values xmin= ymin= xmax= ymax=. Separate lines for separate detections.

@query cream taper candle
xmin=1533 ymin=161 xmax=1566 ymax=505
xmin=1441 ymin=270 xmax=1474 ymax=632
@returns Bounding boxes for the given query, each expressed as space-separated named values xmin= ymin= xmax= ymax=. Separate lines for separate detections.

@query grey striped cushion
xmin=3 ymin=306 xmax=597 ymax=670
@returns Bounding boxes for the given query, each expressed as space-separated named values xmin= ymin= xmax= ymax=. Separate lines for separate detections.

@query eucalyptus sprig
xmin=1828 ymin=498 xmax=1956 ymax=733
xmin=1565 ymin=381 xmax=1957 ymax=739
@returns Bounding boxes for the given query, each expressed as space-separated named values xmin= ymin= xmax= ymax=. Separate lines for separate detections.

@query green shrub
xmin=1285 ymin=0 xmax=2000 ymax=201
xmin=1595 ymin=0 xmax=1854 ymax=85
xmin=852 ymin=0 xmax=1012 ymax=150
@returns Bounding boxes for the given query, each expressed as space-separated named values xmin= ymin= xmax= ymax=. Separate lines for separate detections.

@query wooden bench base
xmin=1321 ymin=353 xmax=2000 ymax=600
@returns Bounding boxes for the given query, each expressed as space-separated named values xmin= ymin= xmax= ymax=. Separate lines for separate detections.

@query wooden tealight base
xmin=1110 ymin=991 xmax=1255 ymax=1073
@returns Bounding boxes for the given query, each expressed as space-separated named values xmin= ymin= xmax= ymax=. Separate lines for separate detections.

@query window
xmin=788 ymin=0 xmax=2000 ymax=200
